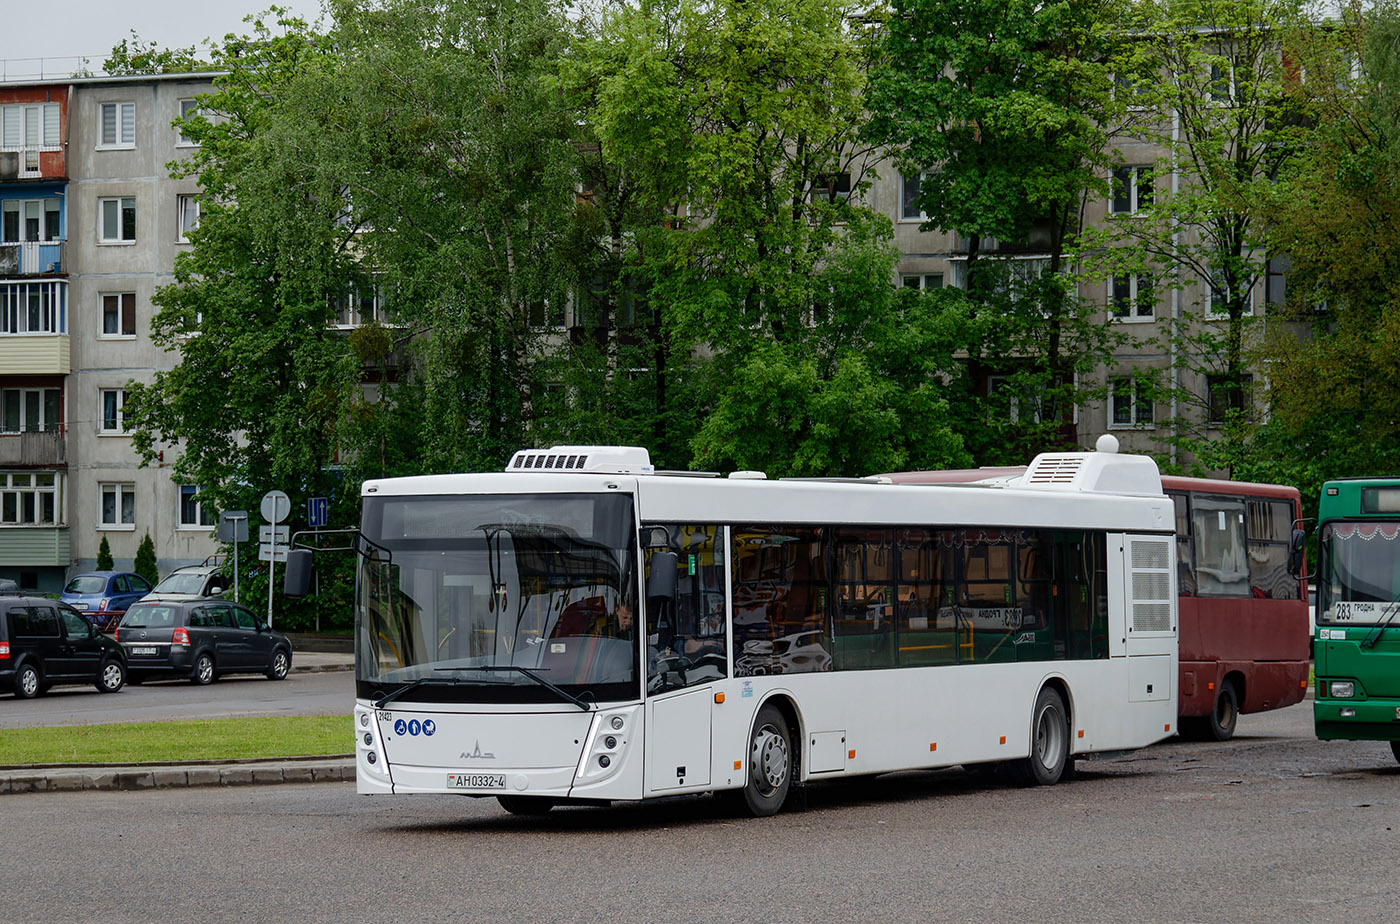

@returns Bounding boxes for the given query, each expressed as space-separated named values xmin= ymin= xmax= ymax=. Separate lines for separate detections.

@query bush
xmin=96 ymin=536 xmax=114 ymax=571
xmin=134 ymin=533 xmax=159 ymax=585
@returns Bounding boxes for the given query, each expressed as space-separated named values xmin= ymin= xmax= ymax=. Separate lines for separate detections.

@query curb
xmin=0 ymin=757 xmax=356 ymax=794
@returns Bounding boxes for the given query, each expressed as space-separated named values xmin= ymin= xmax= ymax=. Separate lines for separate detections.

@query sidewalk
xmin=0 ymin=649 xmax=358 ymax=795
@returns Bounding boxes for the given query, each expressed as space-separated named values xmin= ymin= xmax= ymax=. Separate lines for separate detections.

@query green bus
xmin=1314 ymin=478 xmax=1400 ymax=763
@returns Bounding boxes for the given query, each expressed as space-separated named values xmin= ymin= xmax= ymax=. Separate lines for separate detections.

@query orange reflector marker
xmin=999 ymin=736 xmax=1006 ymax=745
xmin=734 ymin=760 xmax=742 ymax=770
xmin=714 ymin=692 xmax=725 ymax=704
xmin=1165 ymin=723 xmax=1171 ymax=732
xmin=1300 ymin=680 xmax=1307 ymax=688
xmin=930 ymin=742 xmax=937 ymax=752
xmin=1208 ymin=682 xmax=1215 ymax=691
xmin=1077 ymin=730 xmax=1084 ymax=739
xmin=848 ymin=749 xmax=855 ymax=760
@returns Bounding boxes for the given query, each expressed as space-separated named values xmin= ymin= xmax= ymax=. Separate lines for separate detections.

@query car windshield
xmin=120 ymin=604 xmax=182 ymax=628
xmin=65 ymin=576 xmax=108 ymax=594
xmin=356 ymin=492 xmax=639 ymax=704
xmin=1318 ymin=521 xmax=1400 ymax=625
xmin=152 ymin=572 xmax=208 ymax=595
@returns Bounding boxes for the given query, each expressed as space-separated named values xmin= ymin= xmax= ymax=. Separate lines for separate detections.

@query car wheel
xmin=191 ymin=652 xmax=216 ymax=685
xmin=14 ymin=662 xmax=41 ymax=699
xmin=266 ymin=648 xmax=290 ymax=681
xmin=96 ymin=659 xmax=126 ymax=693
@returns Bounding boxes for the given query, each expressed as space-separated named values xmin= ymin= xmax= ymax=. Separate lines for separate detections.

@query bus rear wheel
xmin=1015 ymin=687 xmax=1069 ymax=786
xmin=742 ymin=703 xmax=792 ymax=817
xmin=497 ymin=795 xmax=556 ymax=816
xmin=1206 ymin=681 xmax=1239 ymax=742
xmin=1390 ymin=741 xmax=1400 ymax=765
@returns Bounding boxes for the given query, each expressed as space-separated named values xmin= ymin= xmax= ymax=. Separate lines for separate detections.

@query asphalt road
xmin=5 ymin=700 xmax=1399 ymax=924
xmin=0 ymin=668 xmax=353 ymax=728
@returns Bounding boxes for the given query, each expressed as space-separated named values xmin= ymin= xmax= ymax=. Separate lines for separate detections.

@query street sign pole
xmin=218 ymin=512 xmax=249 ymax=604
xmin=260 ymin=491 xmax=290 ymax=628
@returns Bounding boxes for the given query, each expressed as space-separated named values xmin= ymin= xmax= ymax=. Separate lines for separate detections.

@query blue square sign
xmin=308 ymin=496 xmax=329 ymax=528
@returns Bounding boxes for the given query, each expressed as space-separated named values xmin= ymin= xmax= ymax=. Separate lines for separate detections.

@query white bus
xmin=306 ymin=438 xmax=1177 ymax=816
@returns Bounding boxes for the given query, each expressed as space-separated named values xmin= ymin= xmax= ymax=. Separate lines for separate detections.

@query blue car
xmin=60 ymin=572 xmax=153 ymax=631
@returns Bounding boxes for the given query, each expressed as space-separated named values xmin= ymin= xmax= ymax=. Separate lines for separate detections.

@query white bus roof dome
xmin=506 ymin=446 xmax=654 ymax=475
xmin=1017 ymin=436 xmax=1163 ymax=496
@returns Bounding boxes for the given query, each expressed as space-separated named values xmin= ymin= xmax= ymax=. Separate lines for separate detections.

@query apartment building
xmin=1 ymin=73 xmax=217 ymax=591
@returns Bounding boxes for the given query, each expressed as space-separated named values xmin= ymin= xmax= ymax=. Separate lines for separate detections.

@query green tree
xmin=573 ymin=0 xmax=970 ymax=475
xmin=1258 ymin=1 xmax=1400 ymax=488
xmin=1079 ymin=0 xmax=1313 ymax=474
xmin=96 ymin=536 xmax=114 ymax=572
xmin=134 ymin=533 xmax=159 ymax=586
xmin=865 ymin=0 xmax=1127 ymax=461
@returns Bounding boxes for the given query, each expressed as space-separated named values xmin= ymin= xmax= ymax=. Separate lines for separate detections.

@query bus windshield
xmin=355 ymin=493 xmax=639 ymax=704
xmin=1318 ymin=521 xmax=1400 ymax=625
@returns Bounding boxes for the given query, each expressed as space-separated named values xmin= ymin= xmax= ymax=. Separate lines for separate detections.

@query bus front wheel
xmin=742 ymin=703 xmax=792 ymax=817
xmin=1390 ymin=741 xmax=1400 ymax=765
xmin=497 ymin=795 xmax=556 ymax=816
xmin=1016 ymin=686 xmax=1069 ymax=786
xmin=1207 ymin=682 xmax=1239 ymax=742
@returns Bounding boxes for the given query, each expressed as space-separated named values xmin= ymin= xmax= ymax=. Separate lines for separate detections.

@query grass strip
xmin=0 ymin=715 xmax=351 ymax=766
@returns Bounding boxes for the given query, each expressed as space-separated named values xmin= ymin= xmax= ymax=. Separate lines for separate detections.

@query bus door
xmin=641 ymin=524 xmax=727 ymax=793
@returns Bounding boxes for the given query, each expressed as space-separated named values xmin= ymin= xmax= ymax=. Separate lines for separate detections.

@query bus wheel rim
xmin=752 ymin=723 xmax=789 ymax=793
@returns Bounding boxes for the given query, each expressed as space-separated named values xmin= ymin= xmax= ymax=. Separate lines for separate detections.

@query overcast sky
xmin=0 ymin=1 xmax=326 ymax=78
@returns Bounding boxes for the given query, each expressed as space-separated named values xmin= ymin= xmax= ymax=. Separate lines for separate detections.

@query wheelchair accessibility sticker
xmin=393 ymin=718 xmax=436 ymax=737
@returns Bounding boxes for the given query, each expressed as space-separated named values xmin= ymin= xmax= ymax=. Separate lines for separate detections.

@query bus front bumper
xmin=1315 ymin=698 xmax=1400 ymax=741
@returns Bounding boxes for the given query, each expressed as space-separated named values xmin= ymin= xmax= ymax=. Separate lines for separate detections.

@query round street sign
xmin=260 ymin=490 xmax=291 ymax=524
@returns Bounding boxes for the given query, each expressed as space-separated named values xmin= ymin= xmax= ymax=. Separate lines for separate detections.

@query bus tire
xmin=1390 ymin=741 xmax=1400 ymax=765
xmin=496 ymin=795 xmax=556 ymax=816
xmin=742 ymin=703 xmax=792 ymax=817
xmin=1207 ymin=681 xmax=1238 ymax=742
xmin=1016 ymin=686 xmax=1069 ymax=786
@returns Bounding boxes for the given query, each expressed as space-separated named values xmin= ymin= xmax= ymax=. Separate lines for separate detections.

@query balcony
xmin=0 ymin=526 xmax=70 ymax=568
xmin=0 ymin=146 xmax=65 ymax=182
xmin=0 ymin=334 xmax=69 ymax=374
xmin=0 ymin=241 xmax=64 ymax=276
xmin=0 ymin=430 xmax=65 ymax=466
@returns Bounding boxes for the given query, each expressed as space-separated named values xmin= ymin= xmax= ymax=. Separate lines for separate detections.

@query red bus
xmin=882 ymin=469 xmax=1310 ymax=740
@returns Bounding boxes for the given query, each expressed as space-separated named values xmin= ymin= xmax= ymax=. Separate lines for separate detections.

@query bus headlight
xmin=1330 ymin=681 xmax=1355 ymax=698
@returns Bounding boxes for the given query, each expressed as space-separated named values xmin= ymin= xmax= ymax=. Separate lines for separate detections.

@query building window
xmin=179 ymin=484 xmax=216 ymax=528
xmin=1207 ymin=374 xmax=1253 ymax=425
xmin=1265 ymin=254 xmax=1288 ymax=310
xmin=0 ymin=282 xmax=65 ymax=334
xmin=901 ymin=173 xmax=926 ymax=221
xmin=98 ymin=102 xmax=136 ymax=148
xmin=1110 ymin=375 xmax=1154 ymax=428
xmin=176 ymin=99 xmax=201 ymax=146
xmin=99 ymin=482 xmax=136 ymax=529
xmin=1 ymin=387 xmax=61 ymax=433
xmin=99 ymin=389 xmax=127 ymax=434
xmin=176 ymin=194 xmax=199 ymax=243
xmin=528 ymin=296 xmax=565 ymax=330
xmin=101 ymin=293 xmax=136 ymax=338
xmin=1111 ymin=166 xmax=1153 ymax=214
xmin=1110 ymin=273 xmax=1155 ymax=320
xmin=1 ymin=103 xmax=60 ymax=174
xmin=0 ymin=472 xmax=60 ymax=525
xmin=814 ymin=172 xmax=851 ymax=202
xmin=1 ymin=198 xmax=61 ymax=242
xmin=901 ymin=273 xmax=944 ymax=290
xmin=99 ymin=197 xmax=136 ymax=243
xmin=331 ymin=282 xmax=387 ymax=327
xmin=988 ymin=374 xmax=1046 ymax=424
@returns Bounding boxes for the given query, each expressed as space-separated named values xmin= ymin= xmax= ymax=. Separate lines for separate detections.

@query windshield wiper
xmin=373 ymin=676 xmax=465 ymax=709
xmin=462 ymin=665 xmax=593 ymax=711
xmin=1361 ymin=602 xmax=1400 ymax=649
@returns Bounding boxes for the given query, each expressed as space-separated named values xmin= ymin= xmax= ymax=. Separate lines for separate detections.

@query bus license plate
xmin=447 ymin=773 xmax=506 ymax=790
xmin=131 ymin=647 xmax=157 ymax=656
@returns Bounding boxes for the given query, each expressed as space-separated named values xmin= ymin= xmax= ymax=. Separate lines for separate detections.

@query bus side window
xmin=1245 ymin=498 xmax=1298 ymax=600
xmin=643 ymin=524 xmax=728 ymax=691
xmin=1172 ymin=493 xmax=1197 ymax=597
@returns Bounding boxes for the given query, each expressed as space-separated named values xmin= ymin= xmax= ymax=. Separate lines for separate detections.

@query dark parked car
xmin=145 ymin=564 xmax=230 ymax=602
xmin=0 ymin=595 xmax=128 ymax=698
xmin=116 ymin=599 xmax=292 ymax=684
xmin=60 ymin=571 xmax=153 ymax=631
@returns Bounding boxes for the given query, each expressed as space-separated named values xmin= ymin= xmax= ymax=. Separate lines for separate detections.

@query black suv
xmin=0 ymin=595 xmax=128 ymax=698
xmin=116 ymin=599 xmax=293 ymax=684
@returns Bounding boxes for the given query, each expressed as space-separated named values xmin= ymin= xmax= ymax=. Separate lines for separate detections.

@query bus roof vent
xmin=1020 ymin=435 xmax=1162 ymax=496
xmin=505 ymin=446 xmax=654 ymax=475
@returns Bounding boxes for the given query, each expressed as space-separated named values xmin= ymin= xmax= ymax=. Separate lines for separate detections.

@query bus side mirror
xmin=284 ymin=549 xmax=314 ymax=598
xmin=1287 ymin=529 xmax=1306 ymax=578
